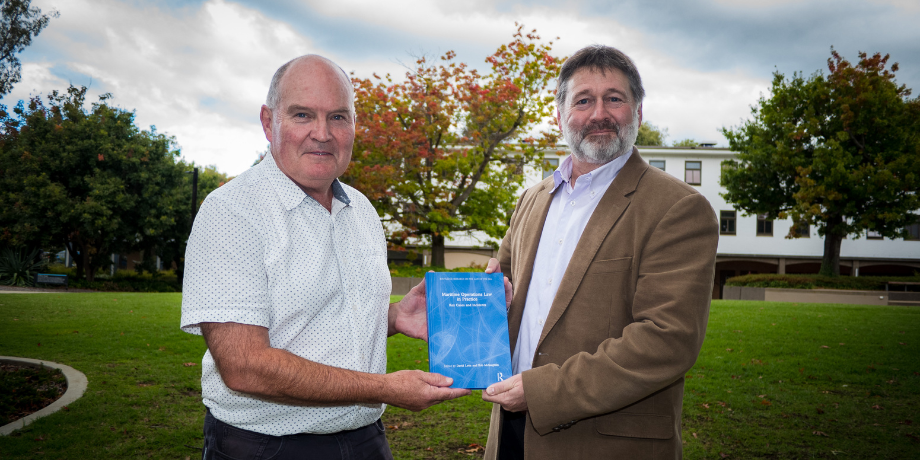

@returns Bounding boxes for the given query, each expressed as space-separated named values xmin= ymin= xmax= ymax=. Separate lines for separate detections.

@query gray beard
xmin=563 ymin=113 xmax=640 ymax=165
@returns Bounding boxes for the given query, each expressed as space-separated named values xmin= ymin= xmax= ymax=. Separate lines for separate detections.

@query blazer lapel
xmin=508 ymin=179 xmax=555 ymax=355
xmin=537 ymin=150 xmax=649 ymax=348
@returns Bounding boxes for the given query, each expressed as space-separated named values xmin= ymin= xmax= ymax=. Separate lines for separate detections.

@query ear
xmin=637 ymin=103 xmax=643 ymax=126
xmin=260 ymin=105 xmax=274 ymax=143
xmin=555 ymin=107 xmax=562 ymax=127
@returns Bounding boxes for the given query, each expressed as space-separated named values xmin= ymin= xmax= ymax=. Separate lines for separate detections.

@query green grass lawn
xmin=0 ymin=295 xmax=917 ymax=459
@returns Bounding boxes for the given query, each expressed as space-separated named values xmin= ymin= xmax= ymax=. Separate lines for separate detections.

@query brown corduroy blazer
xmin=484 ymin=150 xmax=719 ymax=460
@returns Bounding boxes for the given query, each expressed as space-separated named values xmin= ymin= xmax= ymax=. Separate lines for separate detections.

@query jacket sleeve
xmin=522 ymin=192 xmax=718 ymax=435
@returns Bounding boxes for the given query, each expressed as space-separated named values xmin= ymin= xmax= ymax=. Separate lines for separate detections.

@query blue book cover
xmin=425 ymin=272 xmax=513 ymax=389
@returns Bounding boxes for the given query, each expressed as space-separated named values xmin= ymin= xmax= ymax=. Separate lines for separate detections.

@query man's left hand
xmin=482 ymin=373 xmax=527 ymax=412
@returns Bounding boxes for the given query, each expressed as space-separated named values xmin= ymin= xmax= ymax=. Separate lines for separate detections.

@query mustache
xmin=580 ymin=121 xmax=620 ymax=137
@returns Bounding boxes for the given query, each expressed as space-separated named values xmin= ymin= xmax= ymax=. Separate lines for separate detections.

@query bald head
xmin=265 ymin=55 xmax=354 ymax=114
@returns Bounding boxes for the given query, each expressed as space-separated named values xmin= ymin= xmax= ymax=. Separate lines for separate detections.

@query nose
xmin=589 ymin=100 xmax=611 ymax=123
xmin=311 ymin=117 xmax=331 ymax=143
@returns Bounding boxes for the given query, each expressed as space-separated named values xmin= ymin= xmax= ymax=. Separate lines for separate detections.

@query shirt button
xmin=547 ymin=278 xmax=552 ymax=285
xmin=570 ymin=200 xmax=576 ymax=206
xmin=538 ymin=318 xmax=544 ymax=325
xmin=591 ymin=191 xmax=596 ymax=196
xmin=558 ymin=239 xmax=563 ymax=244
xmin=351 ymin=305 xmax=357 ymax=311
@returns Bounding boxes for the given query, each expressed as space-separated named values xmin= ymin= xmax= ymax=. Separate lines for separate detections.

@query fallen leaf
xmin=425 ymin=447 xmax=432 ymax=451
xmin=872 ymin=405 xmax=882 ymax=410
xmin=692 ymin=432 xmax=698 ymax=439
xmin=34 ymin=436 xmax=45 ymax=441
xmin=899 ymin=342 xmax=906 ymax=345
xmin=898 ymin=420 xmax=913 ymax=425
xmin=839 ymin=343 xmax=845 ymax=346
xmin=720 ymin=453 xmax=729 ymax=458
xmin=813 ymin=431 xmax=829 ymax=437
xmin=725 ymin=348 xmax=733 ymax=352
xmin=415 ymin=360 xmax=421 ymax=364
xmin=821 ymin=345 xmax=829 ymax=349
xmin=816 ymin=407 xmax=825 ymax=414
xmin=183 ymin=362 xmax=197 ymax=367
xmin=37 ymin=342 xmax=41 ymax=346
xmin=701 ymin=403 xmax=710 ymax=409
xmin=758 ymin=395 xmax=766 ymax=398
xmin=761 ymin=400 xmax=772 ymax=406
xmin=387 ymin=425 xmax=399 ymax=430
xmin=717 ymin=401 xmax=727 ymax=407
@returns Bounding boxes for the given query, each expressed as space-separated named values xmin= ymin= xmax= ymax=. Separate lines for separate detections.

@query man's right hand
xmin=383 ymin=370 xmax=471 ymax=412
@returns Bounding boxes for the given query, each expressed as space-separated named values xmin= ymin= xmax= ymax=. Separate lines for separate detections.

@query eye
xmin=574 ymin=98 xmax=589 ymax=105
xmin=332 ymin=114 xmax=346 ymax=120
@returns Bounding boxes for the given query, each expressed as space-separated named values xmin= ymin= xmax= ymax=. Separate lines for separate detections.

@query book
xmin=425 ymin=272 xmax=513 ymax=389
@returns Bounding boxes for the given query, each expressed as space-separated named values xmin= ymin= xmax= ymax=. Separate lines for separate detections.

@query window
xmin=649 ymin=160 xmax=666 ymax=171
xmin=793 ymin=221 xmax=810 ymax=238
xmin=543 ymin=158 xmax=559 ymax=179
xmin=720 ymin=211 xmax=736 ymax=235
xmin=907 ymin=219 xmax=920 ymax=241
xmin=685 ymin=161 xmax=701 ymax=185
xmin=756 ymin=214 xmax=773 ymax=236
xmin=867 ymin=229 xmax=883 ymax=240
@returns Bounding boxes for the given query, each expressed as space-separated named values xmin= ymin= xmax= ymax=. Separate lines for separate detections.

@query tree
xmin=0 ymin=86 xmax=186 ymax=281
xmin=672 ymin=138 xmax=698 ymax=148
xmin=345 ymin=25 xmax=563 ymax=267
xmin=145 ymin=162 xmax=229 ymax=282
xmin=0 ymin=0 xmax=57 ymax=97
xmin=635 ymin=121 xmax=668 ymax=146
xmin=721 ymin=50 xmax=920 ymax=276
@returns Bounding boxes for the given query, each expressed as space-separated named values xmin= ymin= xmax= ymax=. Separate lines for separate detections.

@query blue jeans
xmin=203 ymin=410 xmax=393 ymax=460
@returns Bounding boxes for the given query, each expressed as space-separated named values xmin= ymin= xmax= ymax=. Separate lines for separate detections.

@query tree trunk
xmin=431 ymin=234 xmax=445 ymax=268
xmin=819 ymin=216 xmax=843 ymax=277
xmin=84 ymin=250 xmax=96 ymax=282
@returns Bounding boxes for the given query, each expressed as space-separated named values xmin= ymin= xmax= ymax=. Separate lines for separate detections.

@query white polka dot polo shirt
xmin=180 ymin=152 xmax=391 ymax=436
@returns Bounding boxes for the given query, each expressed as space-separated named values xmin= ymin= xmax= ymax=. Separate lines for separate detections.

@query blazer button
xmin=552 ymin=426 xmax=561 ymax=432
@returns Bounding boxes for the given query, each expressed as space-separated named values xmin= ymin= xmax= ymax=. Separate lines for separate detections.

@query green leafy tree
xmin=0 ymin=0 xmax=57 ymax=96
xmin=721 ymin=50 xmax=920 ymax=276
xmin=672 ymin=138 xmax=698 ymax=148
xmin=145 ymin=162 xmax=230 ymax=282
xmin=0 ymin=86 xmax=187 ymax=281
xmin=345 ymin=25 xmax=563 ymax=266
xmin=635 ymin=121 xmax=668 ymax=146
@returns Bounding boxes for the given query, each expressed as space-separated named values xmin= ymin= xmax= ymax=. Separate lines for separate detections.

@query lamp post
xmin=188 ymin=167 xmax=199 ymax=233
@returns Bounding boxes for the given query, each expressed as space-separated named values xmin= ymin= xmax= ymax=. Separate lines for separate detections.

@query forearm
xmin=202 ymin=322 xmax=391 ymax=406
xmin=220 ymin=345 xmax=390 ymax=406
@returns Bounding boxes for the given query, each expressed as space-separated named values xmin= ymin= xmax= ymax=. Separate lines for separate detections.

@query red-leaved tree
xmin=346 ymin=24 xmax=563 ymax=267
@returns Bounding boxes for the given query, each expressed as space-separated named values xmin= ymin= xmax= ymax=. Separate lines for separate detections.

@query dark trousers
xmin=203 ymin=410 xmax=393 ymax=460
xmin=498 ymin=409 xmax=526 ymax=460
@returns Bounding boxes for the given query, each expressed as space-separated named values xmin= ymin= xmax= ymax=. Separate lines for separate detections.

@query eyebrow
xmin=285 ymin=104 xmax=352 ymax=116
xmin=570 ymin=87 xmax=629 ymax=103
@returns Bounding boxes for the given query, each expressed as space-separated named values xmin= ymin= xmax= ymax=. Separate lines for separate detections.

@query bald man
xmin=180 ymin=55 xmax=471 ymax=459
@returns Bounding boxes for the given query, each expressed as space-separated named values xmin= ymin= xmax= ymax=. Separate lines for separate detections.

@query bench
xmin=34 ymin=273 xmax=68 ymax=288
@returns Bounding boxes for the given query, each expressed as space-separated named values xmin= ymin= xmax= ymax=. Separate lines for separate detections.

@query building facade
xmin=433 ymin=146 xmax=920 ymax=299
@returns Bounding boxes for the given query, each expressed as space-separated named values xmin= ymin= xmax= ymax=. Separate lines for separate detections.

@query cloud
xmin=4 ymin=0 xmax=913 ymax=175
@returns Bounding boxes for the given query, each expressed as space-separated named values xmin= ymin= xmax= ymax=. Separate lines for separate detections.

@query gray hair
xmin=265 ymin=55 xmax=354 ymax=111
xmin=556 ymin=45 xmax=645 ymax=113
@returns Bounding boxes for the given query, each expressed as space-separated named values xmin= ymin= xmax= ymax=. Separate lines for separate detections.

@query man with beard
xmin=481 ymin=45 xmax=719 ymax=459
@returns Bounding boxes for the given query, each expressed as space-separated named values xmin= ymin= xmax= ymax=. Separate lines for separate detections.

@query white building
xmin=434 ymin=146 xmax=920 ymax=299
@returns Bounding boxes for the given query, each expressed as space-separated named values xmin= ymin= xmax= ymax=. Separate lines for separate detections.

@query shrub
xmin=0 ymin=248 xmax=47 ymax=287
xmin=724 ymin=273 xmax=920 ymax=290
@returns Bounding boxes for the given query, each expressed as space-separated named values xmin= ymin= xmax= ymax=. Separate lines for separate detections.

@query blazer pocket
xmin=585 ymin=257 xmax=632 ymax=275
xmin=594 ymin=412 xmax=674 ymax=439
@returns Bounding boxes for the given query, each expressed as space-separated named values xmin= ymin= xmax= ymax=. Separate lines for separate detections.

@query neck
xmin=570 ymin=157 xmax=607 ymax=187
xmin=290 ymin=176 xmax=336 ymax=212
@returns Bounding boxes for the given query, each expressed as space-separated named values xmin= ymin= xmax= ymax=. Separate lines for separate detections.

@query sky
xmin=4 ymin=0 xmax=918 ymax=176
